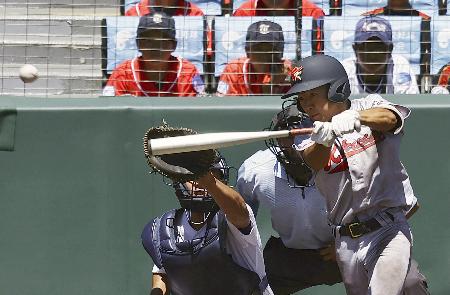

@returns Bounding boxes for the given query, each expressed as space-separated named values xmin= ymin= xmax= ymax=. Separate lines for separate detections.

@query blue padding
xmin=323 ymin=16 xmax=422 ymax=75
xmin=214 ymin=16 xmax=313 ymax=77
xmin=431 ymin=16 xmax=450 ymax=74
xmin=105 ymin=16 xmax=204 ymax=74
xmin=124 ymin=0 xmax=221 ymax=15
xmin=410 ymin=0 xmax=435 ymax=17
xmin=341 ymin=0 xmax=387 ymax=16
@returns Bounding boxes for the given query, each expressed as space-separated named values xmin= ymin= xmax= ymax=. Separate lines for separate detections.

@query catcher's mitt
xmin=143 ymin=123 xmax=218 ymax=183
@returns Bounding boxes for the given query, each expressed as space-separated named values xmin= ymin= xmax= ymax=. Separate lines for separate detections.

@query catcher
xmin=141 ymin=125 xmax=273 ymax=295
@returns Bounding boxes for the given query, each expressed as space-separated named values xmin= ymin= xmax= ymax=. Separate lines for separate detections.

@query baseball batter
xmin=280 ymin=54 xmax=423 ymax=295
xmin=141 ymin=155 xmax=273 ymax=295
xmin=237 ymin=105 xmax=429 ymax=295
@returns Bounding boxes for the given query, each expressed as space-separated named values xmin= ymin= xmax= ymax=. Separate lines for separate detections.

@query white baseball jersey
xmin=237 ymin=149 xmax=334 ymax=249
xmin=296 ymin=94 xmax=417 ymax=225
xmin=152 ymin=204 xmax=274 ymax=295
xmin=342 ymin=54 xmax=420 ymax=95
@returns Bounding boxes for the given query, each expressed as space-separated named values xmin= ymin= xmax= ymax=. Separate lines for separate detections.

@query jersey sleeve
xmin=226 ymin=204 xmax=260 ymax=247
xmin=353 ymin=94 xmax=411 ymax=134
xmin=152 ymin=264 xmax=166 ymax=274
xmin=216 ymin=70 xmax=233 ymax=96
xmin=217 ymin=62 xmax=244 ymax=96
xmin=225 ymin=205 xmax=274 ymax=295
xmin=104 ymin=68 xmax=130 ymax=96
xmin=191 ymin=72 xmax=206 ymax=96
xmin=393 ymin=55 xmax=420 ymax=94
xmin=236 ymin=161 xmax=260 ymax=216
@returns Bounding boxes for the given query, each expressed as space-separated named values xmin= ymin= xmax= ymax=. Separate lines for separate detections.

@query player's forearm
xmin=359 ymin=108 xmax=398 ymax=133
xmin=151 ymin=274 xmax=168 ymax=295
xmin=301 ymin=144 xmax=332 ymax=172
xmin=198 ymin=173 xmax=250 ymax=229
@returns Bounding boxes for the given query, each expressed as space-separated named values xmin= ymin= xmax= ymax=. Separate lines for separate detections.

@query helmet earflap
xmin=328 ymin=77 xmax=351 ymax=102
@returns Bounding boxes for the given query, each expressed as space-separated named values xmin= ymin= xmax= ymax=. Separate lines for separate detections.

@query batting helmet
xmin=281 ymin=55 xmax=350 ymax=102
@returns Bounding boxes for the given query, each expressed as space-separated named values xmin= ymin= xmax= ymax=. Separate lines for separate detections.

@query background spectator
xmin=362 ymin=0 xmax=430 ymax=19
xmin=341 ymin=15 xmax=419 ymax=94
xmin=233 ymin=0 xmax=324 ymax=18
xmin=217 ymin=21 xmax=291 ymax=96
xmin=125 ymin=0 xmax=204 ymax=16
xmin=431 ymin=62 xmax=450 ymax=94
xmin=103 ymin=12 xmax=205 ymax=97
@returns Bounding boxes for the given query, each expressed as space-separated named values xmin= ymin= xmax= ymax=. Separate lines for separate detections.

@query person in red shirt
xmin=125 ymin=0 xmax=204 ymax=17
xmin=362 ymin=0 xmax=430 ymax=20
xmin=217 ymin=21 xmax=292 ymax=96
xmin=233 ymin=0 xmax=324 ymax=18
xmin=431 ymin=62 xmax=450 ymax=94
xmin=104 ymin=12 xmax=205 ymax=97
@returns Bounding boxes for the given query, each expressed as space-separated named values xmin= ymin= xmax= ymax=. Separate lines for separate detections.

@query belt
xmin=337 ymin=211 xmax=395 ymax=239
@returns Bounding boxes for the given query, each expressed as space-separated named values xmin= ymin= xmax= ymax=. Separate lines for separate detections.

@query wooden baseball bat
xmin=148 ymin=128 xmax=313 ymax=156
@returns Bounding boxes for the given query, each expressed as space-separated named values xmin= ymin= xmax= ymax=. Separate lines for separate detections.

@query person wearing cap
xmin=233 ymin=0 xmax=324 ymax=18
xmin=280 ymin=53 xmax=429 ymax=294
xmin=143 ymin=154 xmax=275 ymax=295
xmin=104 ymin=12 xmax=205 ymax=97
xmin=341 ymin=15 xmax=420 ymax=95
xmin=217 ymin=21 xmax=291 ymax=96
xmin=362 ymin=0 xmax=430 ymax=20
xmin=233 ymin=0 xmax=324 ymax=53
xmin=125 ymin=0 xmax=204 ymax=17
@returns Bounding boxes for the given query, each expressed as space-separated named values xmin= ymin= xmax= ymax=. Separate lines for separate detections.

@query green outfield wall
xmin=0 ymin=95 xmax=449 ymax=295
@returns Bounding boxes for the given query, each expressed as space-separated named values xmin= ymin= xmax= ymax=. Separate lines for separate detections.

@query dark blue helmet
xmin=281 ymin=55 xmax=350 ymax=103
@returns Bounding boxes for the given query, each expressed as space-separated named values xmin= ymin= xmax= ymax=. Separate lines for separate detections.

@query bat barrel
xmin=149 ymin=129 xmax=311 ymax=156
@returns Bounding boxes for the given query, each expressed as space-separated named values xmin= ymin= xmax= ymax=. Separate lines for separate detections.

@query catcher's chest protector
xmin=142 ymin=209 xmax=262 ymax=295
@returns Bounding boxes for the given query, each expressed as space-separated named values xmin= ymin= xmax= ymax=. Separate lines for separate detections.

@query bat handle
xmin=289 ymin=128 xmax=314 ymax=136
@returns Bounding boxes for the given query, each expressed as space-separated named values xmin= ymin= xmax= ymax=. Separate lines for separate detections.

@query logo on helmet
xmin=153 ymin=13 xmax=163 ymax=24
xmin=259 ymin=24 xmax=270 ymax=35
xmin=290 ymin=66 xmax=303 ymax=82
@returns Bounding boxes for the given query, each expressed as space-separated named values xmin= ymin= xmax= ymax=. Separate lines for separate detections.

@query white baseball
xmin=19 ymin=64 xmax=39 ymax=83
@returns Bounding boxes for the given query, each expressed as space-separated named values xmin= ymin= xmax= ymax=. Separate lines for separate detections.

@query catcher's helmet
xmin=265 ymin=105 xmax=314 ymax=187
xmin=174 ymin=154 xmax=230 ymax=213
xmin=281 ymin=55 xmax=351 ymax=102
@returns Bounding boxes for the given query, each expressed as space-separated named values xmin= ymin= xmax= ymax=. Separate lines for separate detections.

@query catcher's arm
xmin=151 ymin=273 xmax=168 ymax=295
xmin=197 ymin=172 xmax=250 ymax=230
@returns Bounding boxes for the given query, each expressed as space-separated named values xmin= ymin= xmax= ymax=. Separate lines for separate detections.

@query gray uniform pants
xmin=265 ymin=233 xmax=429 ymax=294
xmin=335 ymin=210 xmax=429 ymax=295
